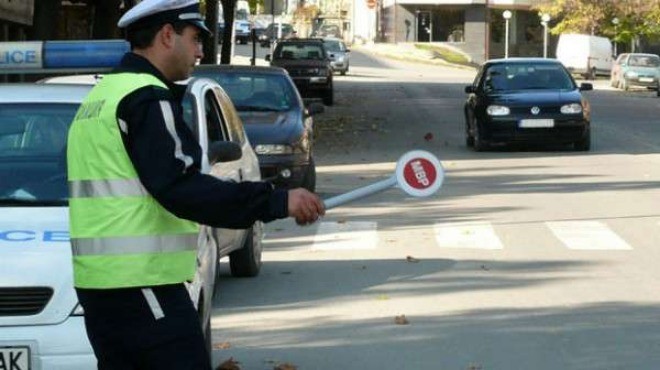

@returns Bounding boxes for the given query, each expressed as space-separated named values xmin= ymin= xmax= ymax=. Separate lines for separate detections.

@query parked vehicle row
xmin=610 ymin=53 xmax=660 ymax=96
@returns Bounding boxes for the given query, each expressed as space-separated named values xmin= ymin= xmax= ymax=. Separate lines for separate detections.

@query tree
xmin=202 ymin=0 xmax=220 ymax=64
xmin=219 ymin=0 xmax=237 ymax=64
xmin=534 ymin=0 xmax=660 ymax=47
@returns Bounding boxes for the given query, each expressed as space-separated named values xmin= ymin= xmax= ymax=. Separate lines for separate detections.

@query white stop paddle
xmin=323 ymin=150 xmax=445 ymax=209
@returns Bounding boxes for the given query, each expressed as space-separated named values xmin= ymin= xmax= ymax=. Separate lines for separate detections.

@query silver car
xmin=323 ymin=38 xmax=350 ymax=75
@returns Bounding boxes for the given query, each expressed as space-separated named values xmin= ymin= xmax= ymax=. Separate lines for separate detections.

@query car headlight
xmin=560 ymin=103 xmax=583 ymax=114
xmin=255 ymin=144 xmax=294 ymax=155
xmin=625 ymin=71 xmax=638 ymax=78
xmin=335 ymin=55 xmax=345 ymax=62
xmin=486 ymin=105 xmax=510 ymax=116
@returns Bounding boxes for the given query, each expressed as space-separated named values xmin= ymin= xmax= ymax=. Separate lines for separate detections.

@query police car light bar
xmin=0 ymin=40 xmax=129 ymax=74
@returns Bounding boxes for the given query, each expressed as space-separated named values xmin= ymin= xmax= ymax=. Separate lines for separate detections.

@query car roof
xmin=0 ymin=83 xmax=92 ymax=104
xmin=194 ymin=65 xmax=288 ymax=75
xmin=278 ymin=38 xmax=323 ymax=44
xmin=485 ymin=58 xmax=563 ymax=66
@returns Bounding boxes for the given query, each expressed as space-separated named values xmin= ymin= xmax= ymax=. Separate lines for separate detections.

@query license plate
xmin=639 ymin=77 xmax=653 ymax=82
xmin=0 ymin=346 xmax=30 ymax=370
xmin=519 ymin=119 xmax=554 ymax=128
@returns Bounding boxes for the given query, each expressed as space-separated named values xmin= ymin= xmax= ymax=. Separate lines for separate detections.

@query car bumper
xmin=1 ymin=316 xmax=95 ymax=370
xmin=257 ymin=153 xmax=310 ymax=188
xmin=482 ymin=117 xmax=589 ymax=144
xmin=625 ymin=77 xmax=659 ymax=88
xmin=330 ymin=61 xmax=348 ymax=71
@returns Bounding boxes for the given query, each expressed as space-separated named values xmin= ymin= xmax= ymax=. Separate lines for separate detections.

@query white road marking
xmin=312 ymin=221 xmax=379 ymax=250
xmin=433 ymin=222 xmax=504 ymax=249
xmin=547 ymin=221 xmax=632 ymax=250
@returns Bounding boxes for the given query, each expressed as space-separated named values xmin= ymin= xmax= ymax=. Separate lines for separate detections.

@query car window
xmin=204 ymin=91 xmax=229 ymax=145
xmin=214 ymin=88 xmax=246 ymax=145
xmin=323 ymin=40 xmax=345 ymax=52
xmin=275 ymin=44 xmax=325 ymax=60
xmin=482 ymin=63 xmax=575 ymax=92
xmin=628 ymin=55 xmax=660 ymax=67
xmin=0 ymin=103 xmax=78 ymax=203
xmin=616 ymin=54 xmax=628 ymax=64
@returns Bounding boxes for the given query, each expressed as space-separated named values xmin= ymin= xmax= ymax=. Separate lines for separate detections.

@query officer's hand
xmin=287 ymin=188 xmax=325 ymax=226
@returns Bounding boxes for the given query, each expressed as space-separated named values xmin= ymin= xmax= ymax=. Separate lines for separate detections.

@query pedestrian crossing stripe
xmin=312 ymin=221 xmax=378 ymax=250
xmin=546 ymin=221 xmax=632 ymax=250
xmin=301 ymin=220 xmax=639 ymax=251
xmin=433 ymin=222 xmax=504 ymax=249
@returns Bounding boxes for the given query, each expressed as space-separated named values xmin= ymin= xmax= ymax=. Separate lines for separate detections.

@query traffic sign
xmin=323 ymin=150 xmax=444 ymax=209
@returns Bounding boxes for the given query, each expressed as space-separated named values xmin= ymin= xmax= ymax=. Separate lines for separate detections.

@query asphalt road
xmin=211 ymin=45 xmax=660 ymax=370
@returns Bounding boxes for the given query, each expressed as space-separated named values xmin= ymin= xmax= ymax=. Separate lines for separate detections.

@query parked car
xmin=0 ymin=77 xmax=264 ymax=368
xmin=464 ymin=58 xmax=593 ymax=151
xmin=258 ymin=23 xmax=295 ymax=47
xmin=312 ymin=24 xmax=342 ymax=38
xmin=194 ymin=65 xmax=324 ymax=191
xmin=556 ymin=33 xmax=613 ymax=79
xmin=266 ymin=38 xmax=334 ymax=105
xmin=610 ymin=53 xmax=660 ymax=94
xmin=323 ymin=38 xmax=350 ymax=75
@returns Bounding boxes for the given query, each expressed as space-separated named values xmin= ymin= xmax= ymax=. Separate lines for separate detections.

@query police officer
xmin=66 ymin=0 xmax=325 ymax=369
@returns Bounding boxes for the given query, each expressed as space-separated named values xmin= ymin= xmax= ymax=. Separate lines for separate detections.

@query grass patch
xmin=414 ymin=43 xmax=471 ymax=65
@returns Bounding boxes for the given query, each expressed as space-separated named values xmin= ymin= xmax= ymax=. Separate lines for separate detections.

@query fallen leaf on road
xmin=213 ymin=341 xmax=231 ymax=350
xmin=406 ymin=256 xmax=420 ymax=263
xmin=424 ymin=132 xmax=434 ymax=141
xmin=376 ymin=294 xmax=390 ymax=300
xmin=394 ymin=315 xmax=410 ymax=325
xmin=216 ymin=357 xmax=241 ymax=370
xmin=280 ymin=271 xmax=292 ymax=275
xmin=480 ymin=264 xmax=490 ymax=271
xmin=274 ymin=363 xmax=298 ymax=370
xmin=337 ymin=219 xmax=347 ymax=224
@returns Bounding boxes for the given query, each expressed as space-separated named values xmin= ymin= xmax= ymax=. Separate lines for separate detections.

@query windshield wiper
xmin=0 ymin=198 xmax=67 ymax=206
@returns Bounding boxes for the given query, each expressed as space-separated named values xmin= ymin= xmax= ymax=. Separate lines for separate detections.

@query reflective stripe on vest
xmin=69 ymin=178 xmax=148 ymax=198
xmin=71 ymin=234 xmax=199 ymax=256
xmin=67 ymin=73 xmax=199 ymax=289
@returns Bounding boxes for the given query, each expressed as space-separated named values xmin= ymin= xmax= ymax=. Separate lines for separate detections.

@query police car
xmin=0 ymin=40 xmax=263 ymax=369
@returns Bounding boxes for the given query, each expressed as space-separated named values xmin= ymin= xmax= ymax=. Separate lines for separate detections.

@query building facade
xmin=377 ymin=0 xmax=550 ymax=64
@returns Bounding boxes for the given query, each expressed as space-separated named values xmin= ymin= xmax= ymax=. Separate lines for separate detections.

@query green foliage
xmin=534 ymin=0 xmax=660 ymax=44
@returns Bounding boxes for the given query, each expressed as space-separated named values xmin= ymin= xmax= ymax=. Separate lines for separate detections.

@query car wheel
xmin=229 ymin=223 xmax=263 ymax=277
xmin=465 ymin=113 xmax=474 ymax=147
xmin=301 ymin=157 xmax=316 ymax=192
xmin=323 ymin=88 xmax=334 ymax=106
xmin=657 ymin=84 xmax=660 ymax=97
xmin=622 ymin=78 xmax=630 ymax=91
xmin=473 ymin=122 xmax=488 ymax=152
xmin=340 ymin=70 xmax=346 ymax=76
xmin=574 ymin=129 xmax=591 ymax=151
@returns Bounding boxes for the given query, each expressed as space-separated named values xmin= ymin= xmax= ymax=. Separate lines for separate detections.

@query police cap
xmin=118 ymin=0 xmax=211 ymax=35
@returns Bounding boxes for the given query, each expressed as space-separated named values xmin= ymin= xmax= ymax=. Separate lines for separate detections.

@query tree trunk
xmin=220 ymin=0 xmax=237 ymax=64
xmin=201 ymin=0 xmax=219 ymax=64
xmin=29 ymin=0 xmax=60 ymax=40
xmin=92 ymin=0 xmax=122 ymax=39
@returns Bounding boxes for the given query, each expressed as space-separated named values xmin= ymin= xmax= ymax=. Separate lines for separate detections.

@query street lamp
xmin=541 ymin=13 xmax=550 ymax=58
xmin=503 ymin=10 xmax=512 ymax=58
xmin=612 ymin=17 xmax=619 ymax=57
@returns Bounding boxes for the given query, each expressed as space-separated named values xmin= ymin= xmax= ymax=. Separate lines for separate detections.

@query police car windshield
xmin=0 ymin=103 xmax=77 ymax=205
xmin=484 ymin=63 xmax=575 ymax=92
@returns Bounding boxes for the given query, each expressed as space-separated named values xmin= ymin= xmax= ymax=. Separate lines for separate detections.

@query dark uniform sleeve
xmin=116 ymin=86 xmax=288 ymax=229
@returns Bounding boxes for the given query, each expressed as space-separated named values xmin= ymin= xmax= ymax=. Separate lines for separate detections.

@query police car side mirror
xmin=464 ymin=85 xmax=476 ymax=94
xmin=208 ymin=141 xmax=242 ymax=165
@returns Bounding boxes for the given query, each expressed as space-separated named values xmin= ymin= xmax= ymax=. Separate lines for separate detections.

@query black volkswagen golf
xmin=464 ymin=58 xmax=593 ymax=151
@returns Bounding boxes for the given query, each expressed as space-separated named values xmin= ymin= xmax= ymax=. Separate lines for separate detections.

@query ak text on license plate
xmin=0 ymin=346 xmax=30 ymax=370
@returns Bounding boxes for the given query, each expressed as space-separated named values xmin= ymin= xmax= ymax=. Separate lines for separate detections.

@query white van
xmin=556 ymin=33 xmax=613 ymax=79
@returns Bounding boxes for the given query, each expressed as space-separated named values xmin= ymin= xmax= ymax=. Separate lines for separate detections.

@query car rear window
xmin=0 ymin=103 xmax=78 ymax=203
xmin=323 ymin=40 xmax=345 ymax=52
xmin=628 ymin=55 xmax=660 ymax=67
xmin=483 ymin=63 xmax=575 ymax=92
xmin=275 ymin=44 xmax=325 ymax=60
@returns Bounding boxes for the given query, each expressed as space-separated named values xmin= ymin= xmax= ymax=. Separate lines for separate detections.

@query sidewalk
xmin=353 ymin=42 xmax=477 ymax=70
